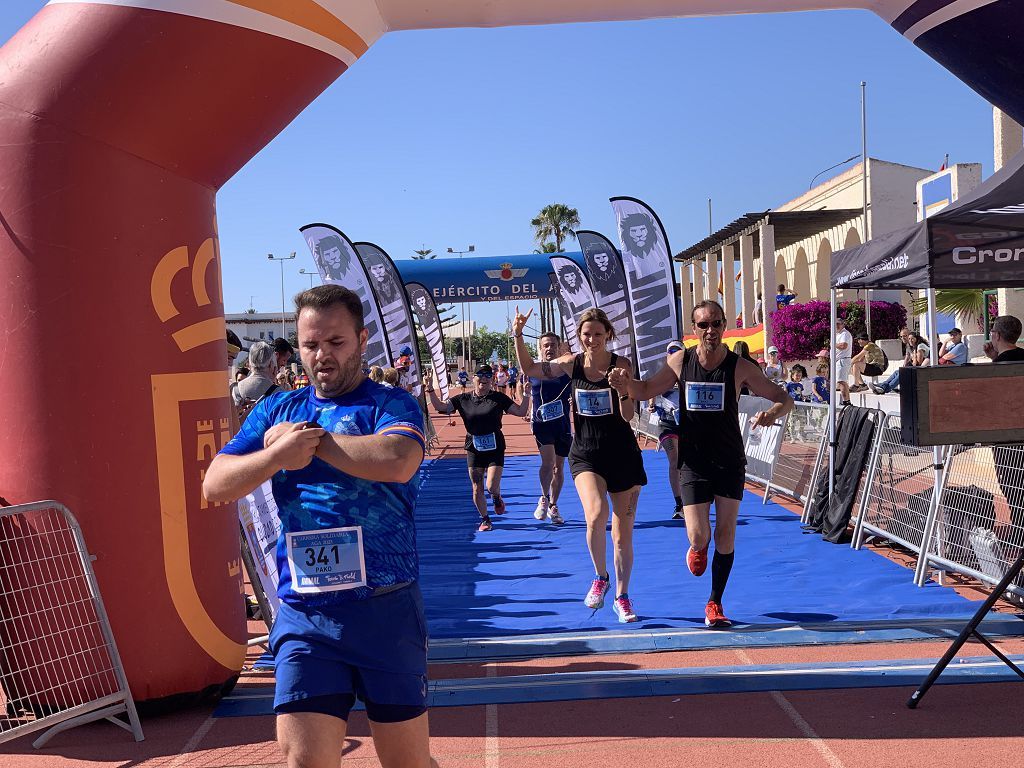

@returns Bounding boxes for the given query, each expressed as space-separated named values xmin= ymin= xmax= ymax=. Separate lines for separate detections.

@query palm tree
xmin=531 ymin=204 xmax=580 ymax=253
xmin=534 ymin=242 xmax=558 ymax=254
xmin=412 ymin=247 xmax=435 ymax=260
xmin=910 ymin=289 xmax=987 ymax=330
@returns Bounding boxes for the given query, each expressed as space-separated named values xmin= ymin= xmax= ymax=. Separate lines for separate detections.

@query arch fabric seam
xmin=0 ymin=96 xmax=217 ymax=192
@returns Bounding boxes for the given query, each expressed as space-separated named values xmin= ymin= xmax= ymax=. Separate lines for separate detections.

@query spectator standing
xmin=835 ymin=317 xmax=853 ymax=405
xmin=764 ymin=346 xmax=787 ymax=385
xmin=849 ymin=333 xmax=886 ymax=392
xmin=775 ymin=284 xmax=798 ymax=309
xmin=811 ymin=363 xmax=830 ymax=404
xmin=939 ymin=328 xmax=969 ymax=365
xmin=234 ymin=341 xmax=278 ymax=406
xmin=273 ymin=337 xmax=295 ymax=371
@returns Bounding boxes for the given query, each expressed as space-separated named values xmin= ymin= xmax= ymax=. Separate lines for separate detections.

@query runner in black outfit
xmin=610 ymin=300 xmax=792 ymax=627
xmin=425 ymin=365 xmax=531 ymax=531
xmin=529 ymin=331 xmax=574 ymax=525
xmin=514 ymin=306 xmax=647 ymax=624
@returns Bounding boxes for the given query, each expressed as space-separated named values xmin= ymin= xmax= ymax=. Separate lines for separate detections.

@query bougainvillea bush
xmin=771 ymin=300 xmax=907 ymax=361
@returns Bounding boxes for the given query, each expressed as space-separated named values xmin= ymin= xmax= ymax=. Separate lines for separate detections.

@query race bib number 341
xmin=286 ymin=526 xmax=366 ymax=594
xmin=686 ymin=382 xmax=725 ymax=412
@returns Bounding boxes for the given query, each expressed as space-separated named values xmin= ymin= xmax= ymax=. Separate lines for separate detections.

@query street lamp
xmin=299 ymin=267 xmax=318 ymax=288
xmin=447 ymin=245 xmax=475 ymax=366
xmin=268 ymin=251 xmax=296 ymax=338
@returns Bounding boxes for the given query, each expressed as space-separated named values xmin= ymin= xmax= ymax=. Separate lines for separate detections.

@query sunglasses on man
xmin=695 ymin=319 xmax=724 ymax=329
xmin=475 ymin=373 xmax=493 ymax=380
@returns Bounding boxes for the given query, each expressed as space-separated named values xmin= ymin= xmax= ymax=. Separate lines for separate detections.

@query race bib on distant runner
xmin=686 ymin=382 xmax=725 ymax=412
xmin=472 ymin=432 xmax=498 ymax=452
xmin=286 ymin=527 xmax=366 ymax=594
xmin=536 ymin=400 xmax=565 ymax=423
xmin=575 ymin=388 xmax=613 ymax=417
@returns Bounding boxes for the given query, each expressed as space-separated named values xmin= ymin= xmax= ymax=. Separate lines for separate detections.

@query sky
xmin=0 ymin=3 xmax=996 ymax=333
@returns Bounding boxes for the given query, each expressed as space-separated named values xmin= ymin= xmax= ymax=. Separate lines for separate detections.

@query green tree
xmin=534 ymin=242 xmax=558 ymax=254
xmin=910 ymin=289 xmax=987 ymax=330
xmin=412 ymin=247 xmax=435 ymax=260
xmin=531 ymin=203 xmax=580 ymax=253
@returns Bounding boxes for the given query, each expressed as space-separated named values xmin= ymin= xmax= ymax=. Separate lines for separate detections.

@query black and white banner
xmin=609 ymin=198 xmax=681 ymax=381
xmin=549 ymin=272 xmax=581 ymax=353
xmin=300 ymin=224 xmax=391 ymax=368
xmin=354 ymin=242 xmax=423 ymax=386
xmin=576 ymin=230 xmax=636 ymax=362
xmin=405 ymin=282 xmax=450 ymax=401
xmin=548 ymin=254 xmax=595 ymax=351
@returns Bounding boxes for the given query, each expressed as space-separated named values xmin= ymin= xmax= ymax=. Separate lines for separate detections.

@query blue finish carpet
xmin=417 ymin=452 xmax=986 ymax=640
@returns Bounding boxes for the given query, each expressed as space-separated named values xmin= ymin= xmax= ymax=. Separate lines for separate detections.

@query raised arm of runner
xmin=423 ymin=368 xmax=454 ymax=414
xmin=513 ymin=306 xmax=570 ymax=379
xmin=736 ymin=357 xmax=794 ymax=427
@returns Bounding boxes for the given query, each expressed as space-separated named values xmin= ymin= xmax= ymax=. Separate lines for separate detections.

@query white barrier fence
xmin=0 ymin=501 xmax=143 ymax=748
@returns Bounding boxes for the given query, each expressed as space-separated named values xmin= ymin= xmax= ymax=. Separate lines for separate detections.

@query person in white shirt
xmin=834 ymin=318 xmax=853 ymax=405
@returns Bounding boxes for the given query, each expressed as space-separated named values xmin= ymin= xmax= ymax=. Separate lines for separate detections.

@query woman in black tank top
xmin=513 ymin=307 xmax=646 ymax=624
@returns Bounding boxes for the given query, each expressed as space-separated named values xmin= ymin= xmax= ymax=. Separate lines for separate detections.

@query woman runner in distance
xmin=514 ymin=306 xmax=646 ymax=623
xmin=425 ymin=365 xmax=530 ymax=531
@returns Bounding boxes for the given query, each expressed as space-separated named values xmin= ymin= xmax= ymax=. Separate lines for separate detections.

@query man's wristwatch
xmin=619 ymin=393 xmax=629 ymax=401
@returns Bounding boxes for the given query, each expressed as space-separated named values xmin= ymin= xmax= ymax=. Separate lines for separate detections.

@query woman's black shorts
xmin=467 ymin=449 xmax=504 ymax=469
xmin=568 ymin=445 xmax=647 ymax=494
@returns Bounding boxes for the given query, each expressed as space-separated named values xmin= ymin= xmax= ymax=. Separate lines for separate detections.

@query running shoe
xmin=584 ymin=577 xmax=610 ymax=609
xmin=493 ymin=497 xmax=506 ymax=515
xmin=613 ymin=595 xmax=639 ymax=623
xmin=704 ymin=600 xmax=732 ymax=628
xmin=478 ymin=518 xmax=493 ymax=532
xmin=672 ymin=502 xmax=684 ymax=520
xmin=548 ymin=504 xmax=564 ymax=526
xmin=534 ymin=496 xmax=549 ymax=520
xmin=687 ymin=545 xmax=709 ymax=577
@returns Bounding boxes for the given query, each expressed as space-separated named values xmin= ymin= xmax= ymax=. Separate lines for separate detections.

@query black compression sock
xmin=674 ymin=495 xmax=682 ymax=506
xmin=709 ymin=550 xmax=735 ymax=604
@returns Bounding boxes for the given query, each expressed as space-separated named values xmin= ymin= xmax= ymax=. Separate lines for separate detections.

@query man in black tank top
xmin=610 ymin=300 xmax=792 ymax=628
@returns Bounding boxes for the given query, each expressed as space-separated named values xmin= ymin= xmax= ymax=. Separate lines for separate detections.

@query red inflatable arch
xmin=0 ymin=0 xmax=1020 ymax=703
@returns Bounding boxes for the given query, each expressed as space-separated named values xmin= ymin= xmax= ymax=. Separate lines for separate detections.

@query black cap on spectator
xmin=475 ymin=364 xmax=493 ymax=377
xmin=946 ymin=328 xmax=962 ymax=335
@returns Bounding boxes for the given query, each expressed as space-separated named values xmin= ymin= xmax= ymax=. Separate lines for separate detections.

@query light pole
xmin=268 ymin=251 xmax=296 ymax=338
xmin=447 ymin=245 xmax=475 ymax=366
xmin=299 ymin=267 xmax=317 ymax=288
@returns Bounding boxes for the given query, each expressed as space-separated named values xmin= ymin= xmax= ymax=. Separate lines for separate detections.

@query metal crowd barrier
xmin=0 ymin=502 xmax=143 ymax=748
xmin=769 ymin=401 xmax=829 ymax=504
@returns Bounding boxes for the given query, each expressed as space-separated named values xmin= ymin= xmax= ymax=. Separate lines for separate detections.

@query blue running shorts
xmin=270 ymin=583 xmax=429 ymax=721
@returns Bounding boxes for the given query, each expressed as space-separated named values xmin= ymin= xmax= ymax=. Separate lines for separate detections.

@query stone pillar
xmin=739 ymin=234 xmax=755 ymax=328
xmin=679 ymin=261 xmax=693 ymax=335
xmin=706 ymin=248 xmax=719 ymax=311
xmin=721 ymin=243 xmax=736 ymax=328
xmin=994 ymin=107 xmax=1023 ymax=172
xmin=759 ymin=224 xmax=777 ymax=345
xmin=994 ymin=108 xmax=1024 ymax=322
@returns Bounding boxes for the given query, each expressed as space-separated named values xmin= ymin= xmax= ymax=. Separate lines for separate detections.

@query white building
xmin=675 ymin=157 xmax=941 ymax=340
xmin=226 ymin=312 xmax=296 ymax=346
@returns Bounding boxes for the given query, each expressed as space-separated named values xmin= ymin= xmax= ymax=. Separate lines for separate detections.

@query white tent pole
xmin=913 ymin=288 xmax=944 ymax=586
xmin=861 ymin=82 xmax=871 ymax=339
xmin=829 ymin=288 xmax=838 ymax=500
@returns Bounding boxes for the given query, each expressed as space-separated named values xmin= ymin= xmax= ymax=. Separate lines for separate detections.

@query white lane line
xmin=735 ymin=650 xmax=845 ymax=768
xmin=485 ymin=663 xmax=499 ymax=768
xmin=165 ymin=715 xmax=216 ymax=768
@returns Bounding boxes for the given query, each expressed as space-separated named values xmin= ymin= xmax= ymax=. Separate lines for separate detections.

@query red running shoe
xmin=478 ymin=518 xmax=493 ymax=532
xmin=493 ymin=496 xmax=506 ymax=515
xmin=687 ymin=545 xmax=709 ymax=576
xmin=704 ymin=600 xmax=732 ymax=628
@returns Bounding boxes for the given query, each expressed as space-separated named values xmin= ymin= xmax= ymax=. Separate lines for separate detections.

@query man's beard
xmin=314 ymin=352 xmax=364 ymax=398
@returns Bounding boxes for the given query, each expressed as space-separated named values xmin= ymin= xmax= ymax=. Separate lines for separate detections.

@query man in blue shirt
xmin=203 ymin=285 xmax=434 ymax=768
xmin=939 ymin=328 xmax=969 ymax=365
xmin=775 ymin=283 xmax=798 ymax=309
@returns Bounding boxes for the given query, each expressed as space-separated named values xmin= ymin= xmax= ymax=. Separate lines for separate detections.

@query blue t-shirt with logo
xmin=785 ymin=381 xmax=807 ymax=402
xmin=219 ymin=379 xmax=425 ymax=607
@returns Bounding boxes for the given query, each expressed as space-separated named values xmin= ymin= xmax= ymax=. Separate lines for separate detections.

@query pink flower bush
xmin=771 ymin=300 xmax=907 ymax=361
